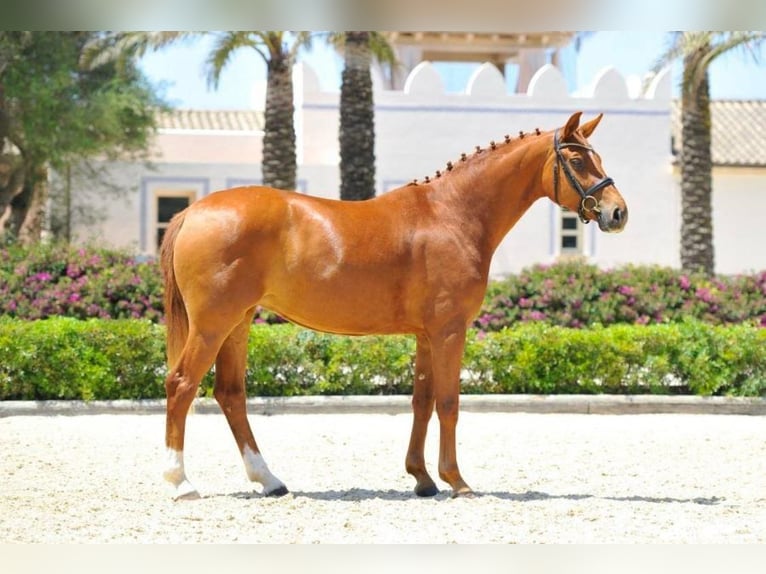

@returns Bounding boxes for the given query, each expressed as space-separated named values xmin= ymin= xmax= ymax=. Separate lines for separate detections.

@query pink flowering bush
xmin=0 ymin=243 xmax=164 ymax=321
xmin=3 ymin=246 xmax=765 ymax=330
xmin=0 ymin=243 xmax=288 ymax=324
xmin=476 ymin=260 xmax=766 ymax=331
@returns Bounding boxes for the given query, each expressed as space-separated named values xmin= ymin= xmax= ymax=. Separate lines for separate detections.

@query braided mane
xmin=408 ymin=127 xmax=546 ymax=186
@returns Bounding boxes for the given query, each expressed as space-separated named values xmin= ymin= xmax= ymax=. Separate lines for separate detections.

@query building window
xmin=155 ymin=191 xmax=196 ymax=250
xmin=560 ymin=208 xmax=583 ymax=256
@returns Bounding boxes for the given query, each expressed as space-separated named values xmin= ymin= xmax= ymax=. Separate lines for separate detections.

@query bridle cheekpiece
xmin=553 ymin=129 xmax=615 ymax=224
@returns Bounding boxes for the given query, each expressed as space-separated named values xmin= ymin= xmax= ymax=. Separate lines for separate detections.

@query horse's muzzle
xmin=597 ymin=203 xmax=628 ymax=233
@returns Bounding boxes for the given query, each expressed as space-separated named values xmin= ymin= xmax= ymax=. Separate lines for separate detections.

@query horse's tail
xmin=160 ymin=210 xmax=189 ymax=369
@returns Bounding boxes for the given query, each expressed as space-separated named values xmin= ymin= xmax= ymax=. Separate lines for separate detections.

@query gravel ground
xmin=1 ymin=410 xmax=764 ymax=543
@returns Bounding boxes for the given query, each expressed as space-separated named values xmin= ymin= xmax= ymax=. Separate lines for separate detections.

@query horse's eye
xmin=570 ymin=157 xmax=584 ymax=170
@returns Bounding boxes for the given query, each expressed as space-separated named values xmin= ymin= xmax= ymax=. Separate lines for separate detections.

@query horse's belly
xmin=259 ymin=280 xmax=415 ymax=336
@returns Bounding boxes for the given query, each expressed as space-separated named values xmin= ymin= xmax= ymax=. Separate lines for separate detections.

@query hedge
xmin=1 ymin=318 xmax=764 ymax=400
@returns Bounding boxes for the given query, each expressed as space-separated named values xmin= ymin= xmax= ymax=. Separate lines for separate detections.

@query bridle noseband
xmin=553 ymin=129 xmax=615 ymax=224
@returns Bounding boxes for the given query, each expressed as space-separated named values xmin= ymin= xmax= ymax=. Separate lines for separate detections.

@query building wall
xmin=709 ymin=167 xmax=766 ymax=274
xmin=71 ymin=61 xmax=765 ymax=276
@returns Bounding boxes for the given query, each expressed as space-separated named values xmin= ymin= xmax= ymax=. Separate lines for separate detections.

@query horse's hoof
xmin=265 ymin=485 xmax=289 ymax=497
xmin=174 ymin=482 xmax=201 ymax=501
xmin=414 ymin=483 xmax=440 ymax=497
xmin=451 ymin=488 xmax=476 ymax=499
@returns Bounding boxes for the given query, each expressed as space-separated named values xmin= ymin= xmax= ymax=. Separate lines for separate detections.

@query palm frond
xmin=260 ymin=31 xmax=284 ymax=59
xmin=324 ymin=32 xmax=344 ymax=50
xmin=326 ymin=32 xmax=398 ymax=66
xmin=368 ymin=32 xmax=397 ymax=66
xmin=647 ymin=31 xmax=766 ymax=95
xmin=288 ymin=31 xmax=315 ymax=59
xmin=80 ymin=31 xmax=202 ymax=70
xmin=692 ymin=31 xmax=766 ymax=88
xmin=648 ymin=31 xmax=687 ymax=77
xmin=204 ymin=32 xmax=261 ymax=89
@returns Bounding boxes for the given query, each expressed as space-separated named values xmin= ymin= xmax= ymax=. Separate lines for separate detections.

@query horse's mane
xmin=408 ymin=127 xmax=548 ymax=187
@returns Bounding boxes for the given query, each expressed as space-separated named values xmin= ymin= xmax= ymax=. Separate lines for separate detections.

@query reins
xmin=553 ymin=129 xmax=615 ymax=224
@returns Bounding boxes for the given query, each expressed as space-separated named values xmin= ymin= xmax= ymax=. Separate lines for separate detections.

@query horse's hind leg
xmin=163 ymin=327 xmax=227 ymax=500
xmin=405 ymin=335 xmax=439 ymax=496
xmin=214 ymin=312 xmax=287 ymax=496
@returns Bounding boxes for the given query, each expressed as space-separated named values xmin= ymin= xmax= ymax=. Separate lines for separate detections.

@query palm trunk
xmin=679 ymin=48 xmax=715 ymax=275
xmin=339 ymin=31 xmax=376 ymax=201
xmin=261 ymin=47 xmax=296 ymax=191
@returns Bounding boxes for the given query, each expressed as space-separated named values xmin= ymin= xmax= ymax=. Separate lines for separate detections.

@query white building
xmin=75 ymin=61 xmax=766 ymax=277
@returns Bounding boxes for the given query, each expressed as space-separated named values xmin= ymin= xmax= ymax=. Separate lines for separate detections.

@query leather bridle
xmin=553 ymin=129 xmax=615 ymax=224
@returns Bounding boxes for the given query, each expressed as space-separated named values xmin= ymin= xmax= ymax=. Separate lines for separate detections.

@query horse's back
xmin=170 ymin=185 xmax=423 ymax=333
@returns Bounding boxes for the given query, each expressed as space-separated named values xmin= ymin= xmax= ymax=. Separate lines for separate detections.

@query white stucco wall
xmin=710 ymin=167 xmax=766 ymax=274
xmin=152 ymin=131 xmax=264 ymax=165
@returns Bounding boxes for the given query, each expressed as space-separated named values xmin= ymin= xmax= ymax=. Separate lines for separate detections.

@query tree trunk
xmin=261 ymin=46 xmax=296 ymax=191
xmin=339 ymin=31 xmax=376 ymax=201
xmin=7 ymin=163 xmax=48 ymax=244
xmin=679 ymin=48 xmax=715 ymax=275
xmin=0 ymin=155 xmax=24 ymax=230
xmin=64 ymin=162 xmax=72 ymax=243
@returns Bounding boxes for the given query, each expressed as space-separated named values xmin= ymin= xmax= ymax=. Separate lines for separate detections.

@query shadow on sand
xmin=216 ymin=488 xmax=724 ymax=506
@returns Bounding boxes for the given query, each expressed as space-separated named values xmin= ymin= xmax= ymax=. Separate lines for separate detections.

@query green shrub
xmin=203 ymin=327 xmax=416 ymax=397
xmin=1 ymin=318 xmax=764 ymax=400
xmin=0 ymin=317 xmax=166 ymax=400
xmin=464 ymin=321 xmax=766 ymax=396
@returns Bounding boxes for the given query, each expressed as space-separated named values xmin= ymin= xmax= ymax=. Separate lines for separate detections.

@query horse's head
xmin=545 ymin=111 xmax=627 ymax=233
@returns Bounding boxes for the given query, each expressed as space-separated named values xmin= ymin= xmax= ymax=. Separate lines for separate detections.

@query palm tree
xmin=331 ymin=32 xmax=396 ymax=201
xmin=83 ymin=31 xmax=312 ymax=191
xmin=207 ymin=32 xmax=312 ymax=191
xmin=651 ymin=32 xmax=765 ymax=275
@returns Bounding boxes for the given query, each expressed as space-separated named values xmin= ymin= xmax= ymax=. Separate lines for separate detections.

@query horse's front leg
xmin=405 ymin=335 xmax=439 ymax=496
xmin=431 ymin=327 xmax=473 ymax=497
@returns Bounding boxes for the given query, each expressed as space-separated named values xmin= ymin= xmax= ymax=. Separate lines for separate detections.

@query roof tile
xmin=156 ymin=109 xmax=264 ymax=132
xmin=672 ymin=100 xmax=766 ymax=167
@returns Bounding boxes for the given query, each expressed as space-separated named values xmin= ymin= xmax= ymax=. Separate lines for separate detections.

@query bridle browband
xmin=553 ymin=129 xmax=615 ymax=224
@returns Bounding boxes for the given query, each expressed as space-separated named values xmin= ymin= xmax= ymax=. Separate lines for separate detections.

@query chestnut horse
xmin=160 ymin=111 xmax=627 ymax=500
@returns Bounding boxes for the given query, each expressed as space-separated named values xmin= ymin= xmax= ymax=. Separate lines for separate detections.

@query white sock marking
xmin=243 ymin=446 xmax=285 ymax=493
xmin=163 ymin=448 xmax=199 ymax=500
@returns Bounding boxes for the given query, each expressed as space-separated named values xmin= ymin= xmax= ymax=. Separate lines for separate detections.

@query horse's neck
xmin=436 ymin=135 xmax=550 ymax=257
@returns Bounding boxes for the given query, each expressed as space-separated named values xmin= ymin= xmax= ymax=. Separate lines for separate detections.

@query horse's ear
xmin=561 ymin=111 xmax=583 ymax=140
xmin=579 ymin=113 xmax=603 ymax=138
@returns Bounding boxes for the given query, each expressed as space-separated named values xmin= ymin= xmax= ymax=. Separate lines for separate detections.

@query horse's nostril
xmin=613 ymin=207 xmax=622 ymax=223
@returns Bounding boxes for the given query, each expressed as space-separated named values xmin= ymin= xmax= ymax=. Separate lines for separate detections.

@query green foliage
xmin=0 ymin=317 xmax=165 ymax=400
xmin=0 ymin=31 xmax=163 ymax=243
xmin=1 ymin=32 xmax=161 ymax=168
xmin=1 ymin=319 xmax=764 ymax=401
xmin=205 ymin=327 xmax=415 ymax=397
xmin=464 ymin=321 xmax=766 ymax=396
